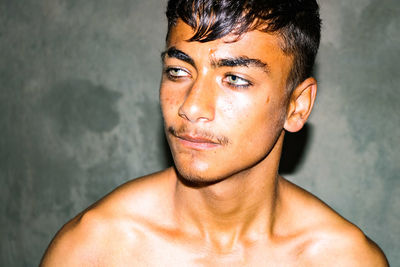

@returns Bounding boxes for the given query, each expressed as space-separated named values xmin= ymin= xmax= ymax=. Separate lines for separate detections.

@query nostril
xmin=178 ymin=107 xmax=189 ymax=121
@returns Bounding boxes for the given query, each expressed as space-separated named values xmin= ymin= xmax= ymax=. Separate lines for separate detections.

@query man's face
xmin=160 ymin=20 xmax=293 ymax=184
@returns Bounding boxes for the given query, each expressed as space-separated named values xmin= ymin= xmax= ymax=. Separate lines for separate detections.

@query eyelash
xmin=223 ymin=74 xmax=252 ymax=89
xmin=164 ymin=67 xmax=190 ymax=81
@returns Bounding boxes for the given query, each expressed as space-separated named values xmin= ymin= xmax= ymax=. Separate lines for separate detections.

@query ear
xmin=284 ymin=77 xmax=317 ymax=133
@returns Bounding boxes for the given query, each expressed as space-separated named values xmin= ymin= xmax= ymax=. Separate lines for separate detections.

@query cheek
xmin=160 ymin=87 xmax=181 ymax=117
xmin=161 ymin=95 xmax=179 ymax=108
xmin=223 ymin=94 xmax=285 ymax=141
xmin=217 ymin=93 xmax=251 ymax=120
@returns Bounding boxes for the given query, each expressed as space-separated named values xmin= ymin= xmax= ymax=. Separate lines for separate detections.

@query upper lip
xmin=175 ymin=133 xmax=219 ymax=144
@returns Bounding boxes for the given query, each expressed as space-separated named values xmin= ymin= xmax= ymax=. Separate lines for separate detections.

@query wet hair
xmin=166 ymin=0 xmax=321 ymax=91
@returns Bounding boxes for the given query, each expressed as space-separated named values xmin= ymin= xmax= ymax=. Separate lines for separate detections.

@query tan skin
xmin=41 ymin=20 xmax=388 ymax=266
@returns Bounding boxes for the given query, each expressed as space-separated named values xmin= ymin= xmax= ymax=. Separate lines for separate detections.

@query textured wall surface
xmin=1 ymin=0 xmax=399 ymax=266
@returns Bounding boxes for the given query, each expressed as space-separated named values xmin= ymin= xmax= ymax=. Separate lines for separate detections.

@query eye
xmin=165 ymin=67 xmax=190 ymax=80
xmin=224 ymin=74 xmax=252 ymax=88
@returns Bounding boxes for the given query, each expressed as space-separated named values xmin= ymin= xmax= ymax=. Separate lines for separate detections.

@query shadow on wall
xmin=279 ymin=123 xmax=313 ymax=174
xmin=160 ymin=131 xmax=174 ymax=168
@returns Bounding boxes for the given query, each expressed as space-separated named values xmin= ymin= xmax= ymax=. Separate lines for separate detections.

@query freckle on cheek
xmin=266 ymin=96 xmax=271 ymax=104
xmin=164 ymin=97 xmax=177 ymax=105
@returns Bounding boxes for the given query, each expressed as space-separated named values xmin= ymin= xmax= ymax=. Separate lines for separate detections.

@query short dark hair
xmin=166 ymin=0 xmax=321 ymax=91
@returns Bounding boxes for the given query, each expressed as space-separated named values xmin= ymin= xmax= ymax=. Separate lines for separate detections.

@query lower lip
xmin=177 ymin=138 xmax=220 ymax=150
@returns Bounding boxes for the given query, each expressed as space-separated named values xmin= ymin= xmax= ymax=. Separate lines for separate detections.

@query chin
xmin=173 ymin=161 xmax=229 ymax=187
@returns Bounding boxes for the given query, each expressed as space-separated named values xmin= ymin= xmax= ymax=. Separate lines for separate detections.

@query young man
xmin=41 ymin=0 xmax=388 ymax=266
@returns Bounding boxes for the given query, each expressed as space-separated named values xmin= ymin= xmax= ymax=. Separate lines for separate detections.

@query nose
xmin=178 ymin=78 xmax=215 ymax=123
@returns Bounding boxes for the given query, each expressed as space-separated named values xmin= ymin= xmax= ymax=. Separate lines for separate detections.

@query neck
xmin=172 ymin=131 xmax=285 ymax=251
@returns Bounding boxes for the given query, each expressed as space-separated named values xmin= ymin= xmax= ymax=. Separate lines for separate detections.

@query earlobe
xmin=284 ymin=77 xmax=317 ymax=133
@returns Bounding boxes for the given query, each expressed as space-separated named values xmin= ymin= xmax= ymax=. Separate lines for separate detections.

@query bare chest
xmin=96 ymin=234 xmax=311 ymax=267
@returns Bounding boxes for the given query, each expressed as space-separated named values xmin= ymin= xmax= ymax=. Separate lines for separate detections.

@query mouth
xmin=168 ymin=126 xmax=224 ymax=151
xmin=175 ymin=134 xmax=221 ymax=150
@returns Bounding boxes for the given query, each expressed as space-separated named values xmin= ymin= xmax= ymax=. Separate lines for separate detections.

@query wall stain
xmin=41 ymin=79 xmax=122 ymax=136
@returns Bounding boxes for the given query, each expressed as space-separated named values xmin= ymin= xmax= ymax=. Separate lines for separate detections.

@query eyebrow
xmin=161 ymin=47 xmax=195 ymax=67
xmin=161 ymin=46 xmax=270 ymax=74
xmin=215 ymin=57 xmax=269 ymax=74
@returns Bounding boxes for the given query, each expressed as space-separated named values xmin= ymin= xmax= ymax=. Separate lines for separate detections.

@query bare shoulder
xmin=279 ymin=177 xmax=389 ymax=267
xmin=302 ymin=221 xmax=389 ymax=266
xmin=40 ymin=168 xmax=175 ymax=266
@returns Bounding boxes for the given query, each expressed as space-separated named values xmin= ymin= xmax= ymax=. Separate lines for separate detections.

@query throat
xmin=173 ymin=169 xmax=281 ymax=250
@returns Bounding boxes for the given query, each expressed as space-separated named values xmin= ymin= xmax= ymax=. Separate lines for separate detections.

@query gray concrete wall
xmin=1 ymin=0 xmax=398 ymax=266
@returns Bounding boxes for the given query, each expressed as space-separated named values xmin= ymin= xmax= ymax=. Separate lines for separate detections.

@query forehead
xmin=166 ymin=20 xmax=292 ymax=75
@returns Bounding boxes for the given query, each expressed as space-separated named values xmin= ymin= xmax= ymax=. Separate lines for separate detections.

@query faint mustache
xmin=168 ymin=126 xmax=230 ymax=146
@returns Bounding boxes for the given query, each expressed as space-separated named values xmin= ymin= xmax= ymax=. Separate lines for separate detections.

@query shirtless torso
xmin=41 ymin=168 xmax=387 ymax=266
